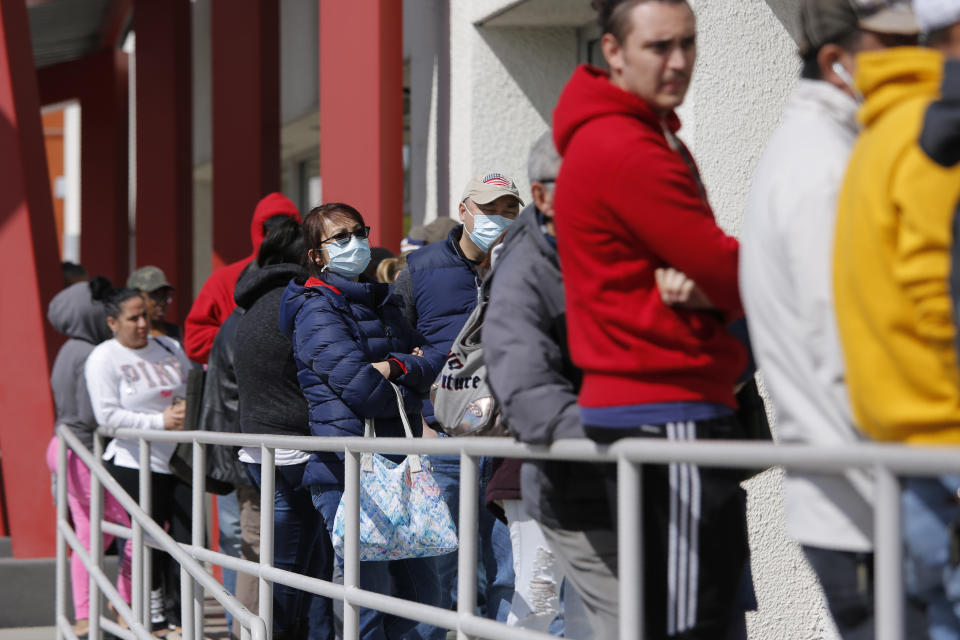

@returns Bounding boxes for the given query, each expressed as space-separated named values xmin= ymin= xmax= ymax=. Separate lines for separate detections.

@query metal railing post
xmin=259 ymin=445 xmax=276 ymax=640
xmin=343 ymin=448 xmax=362 ymax=640
xmin=55 ymin=431 xmax=69 ymax=640
xmin=89 ymin=432 xmax=105 ymax=639
xmin=457 ymin=452 xmax=479 ymax=640
xmin=131 ymin=469 xmax=144 ymax=628
xmin=191 ymin=438 xmax=206 ymax=640
xmin=139 ymin=437 xmax=153 ymax=632
xmin=874 ymin=466 xmax=903 ymax=640
xmin=618 ymin=458 xmax=644 ymax=640
xmin=180 ymin=564 xmax=195 ymax=640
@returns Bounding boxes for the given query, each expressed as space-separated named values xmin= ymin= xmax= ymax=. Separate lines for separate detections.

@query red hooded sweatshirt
xmin=183 ymin=193 xmax=301 ymax=363
xmin=552 ymin=65 xmax=745 ymax=411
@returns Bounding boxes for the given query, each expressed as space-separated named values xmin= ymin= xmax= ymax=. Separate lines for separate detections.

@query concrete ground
xmin=0 ymin=594 xmax=230 ymax=640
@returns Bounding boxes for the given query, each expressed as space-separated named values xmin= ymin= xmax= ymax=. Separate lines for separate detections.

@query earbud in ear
xmin=832 ymin=61 xmax=854 ymax=87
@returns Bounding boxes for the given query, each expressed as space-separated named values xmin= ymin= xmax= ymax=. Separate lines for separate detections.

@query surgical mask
xmin=322 ymin=236 xmax=371 ymax=278
xmin=464 ymin=205 xmax=514 ymax=252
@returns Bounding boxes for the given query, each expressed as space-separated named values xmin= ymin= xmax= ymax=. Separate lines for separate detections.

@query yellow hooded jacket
xmin=834 ymin=48 xmax=960 ymax=444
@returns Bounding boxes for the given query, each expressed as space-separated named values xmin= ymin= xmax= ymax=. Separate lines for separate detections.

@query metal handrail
xmin=55 ymin=426 xmax=268 ymax=640
xmin=56 ymin=423 xmax=960 ymax=640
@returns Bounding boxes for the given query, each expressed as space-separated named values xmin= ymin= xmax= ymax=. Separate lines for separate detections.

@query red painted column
xmin=319 ymin=0 xmax=404 ymax=252
xmin=134 ymin=0 xmax=193 ymax=321
xmin=211 ymin=0 xmax=280 ymax=270
xmin=0 ymin=0 xmax=63 ymax=558
xmin=38 ymin=50 xmax=130 ymax=285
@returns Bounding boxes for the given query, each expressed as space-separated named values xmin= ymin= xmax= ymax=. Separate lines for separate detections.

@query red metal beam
xmin=134 ymin=0 xmax=193 ymax=322
xmin=210 ymin=0 xmax=280 ymax=269
xmin=0 ymin=0 xmax=62 ymax=558
xmin=319 ymin=0 xmax=404 ymax=253
xmin=38 ymin=50 xmax=130 ymax=285
xmin=99 ymin=0 xmax=133 ymax=50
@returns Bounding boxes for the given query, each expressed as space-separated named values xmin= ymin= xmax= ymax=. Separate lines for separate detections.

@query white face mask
xmin=323 ymin=236 xmax=371 ymax=278
xmin=464 ymin=203 xmax=514 ymax=252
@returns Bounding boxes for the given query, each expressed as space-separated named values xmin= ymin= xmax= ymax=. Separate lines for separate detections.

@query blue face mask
xmin=465 ymin=205 xmax=514 ymax=252
xmin=323 ymin=236 xmax=371 ymax=278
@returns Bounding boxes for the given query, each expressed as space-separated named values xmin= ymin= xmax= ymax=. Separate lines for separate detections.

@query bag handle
xmin=361 ymin=381 xmax=423 ymax=474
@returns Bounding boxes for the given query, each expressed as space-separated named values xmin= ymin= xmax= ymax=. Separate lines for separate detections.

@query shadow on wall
xmin=0 ymin=110 xmax=21 ymax=231
xmin=763 ymin=0 xmax=803 ymax=45
xmin=476 ymin=26 xmax=580 ymax=124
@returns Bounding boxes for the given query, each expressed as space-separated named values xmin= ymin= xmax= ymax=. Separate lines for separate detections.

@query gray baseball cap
xmin=799 ymin=0 xmax=919 ymax=56
xmin=127 ymin=266 xmax=173 ymax=292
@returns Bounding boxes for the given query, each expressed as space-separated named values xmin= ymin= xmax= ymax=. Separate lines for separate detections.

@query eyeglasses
xmin=147 ymin=289 xmax=173 ymax=305
xmin=320 ymin=225 xmax=370 ymax=248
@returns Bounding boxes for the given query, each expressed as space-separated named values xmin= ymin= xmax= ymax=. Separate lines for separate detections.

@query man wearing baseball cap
xmin=833 ymin=0 xmax=960 ymax=635
xmin=740 ymin=1 xmax=919 ymax=636
xmin=128 ymin=265 xmax=181 ymax=341
xmin=393 ymin=173 xmax=522 ymax=633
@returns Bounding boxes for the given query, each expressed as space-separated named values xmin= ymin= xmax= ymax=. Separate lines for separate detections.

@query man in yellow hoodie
xmin=834 ymin=0 xmax=960 ymax=634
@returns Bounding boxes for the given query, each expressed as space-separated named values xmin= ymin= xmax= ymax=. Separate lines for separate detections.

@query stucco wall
xmin=443 ymin=1 xmax=848 ymax=639
xmin=447 ymin=6 xmax=578 ymax=215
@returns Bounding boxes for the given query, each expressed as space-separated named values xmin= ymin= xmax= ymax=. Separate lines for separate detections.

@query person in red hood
xmin=184 ymin=193 xmax=301 ymax=364
xmin=551 ymin=1 xmax=751 ymax=638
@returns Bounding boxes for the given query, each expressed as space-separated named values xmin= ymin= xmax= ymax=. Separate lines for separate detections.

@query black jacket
xmin=483 ymin=206 xmax=611 ymax=530
xmin=196 ymin=306 xmax=248 ymax=488
xmin=234 ymin=263 xmax=311 ymax=438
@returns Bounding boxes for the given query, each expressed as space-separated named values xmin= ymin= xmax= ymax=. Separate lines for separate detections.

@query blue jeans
xmin=903 ymin=476 xmax=960 ymax=640
xmin=246 ymin=463 xmax=335 ymax=640
xmin=310 ymin=484 xmax=442 ymax=640
xmin=217 ymin=490 xmax=242 ymax=633
xmin=427 ymin=453 xmax=514 ymax=623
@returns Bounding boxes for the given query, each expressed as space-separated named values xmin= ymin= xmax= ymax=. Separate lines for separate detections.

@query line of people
xmin=44 ymin=0 xmax=960 ymax=639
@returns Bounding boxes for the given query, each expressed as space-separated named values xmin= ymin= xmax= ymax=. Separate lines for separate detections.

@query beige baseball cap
xmin=799 ymin=0 xmax=919 ymax=56
xmin=460 ymin=172 xmax=524 ymax=206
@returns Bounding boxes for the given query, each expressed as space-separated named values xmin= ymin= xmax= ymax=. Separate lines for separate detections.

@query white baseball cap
xmin=915 ymin=0 xmax=960 ymax=32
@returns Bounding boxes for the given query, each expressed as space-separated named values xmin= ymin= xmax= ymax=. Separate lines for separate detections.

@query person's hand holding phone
xmin=163 ymin=397 xmax=186 ymax=431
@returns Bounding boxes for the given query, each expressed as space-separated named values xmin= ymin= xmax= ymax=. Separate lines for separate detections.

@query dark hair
xmin=62 ymin=261 xmax=88 ymax=288
xmin=261 ymin=213 xmax=295 ymax=238
xmin=800 ymin=29 xmax=863 ymax=80
xmin=592 ymin=0 xmax=690 ymax=42
xmin=302 ymin=203 xmax=366 ymax=277
xmin=103 ymin=288 xmax=143 ymax=319
xmin=925 ymin=26 xmax=953 ymax=49
xmin=88 ymin=276 xmax=113 ymax=302
xmin=257 ymin=216 xmax=305 ymax=268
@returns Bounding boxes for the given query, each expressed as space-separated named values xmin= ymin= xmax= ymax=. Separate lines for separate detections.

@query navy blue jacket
xmin=393 ymin=225 xmax=482 ymax=424
xmin=279 ymin=273 xmax=439 ymax=487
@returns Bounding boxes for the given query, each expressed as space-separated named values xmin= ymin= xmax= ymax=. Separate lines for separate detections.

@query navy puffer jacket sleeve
xmin=293 ymin=293 xmax=401 ymax=418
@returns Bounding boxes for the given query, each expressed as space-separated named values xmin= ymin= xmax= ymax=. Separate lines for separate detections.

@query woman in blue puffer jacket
xmin=279 ymin=203 xmax=443 ymax=640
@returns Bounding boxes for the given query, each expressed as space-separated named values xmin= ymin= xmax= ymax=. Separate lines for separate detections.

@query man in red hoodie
xmin=184 ymin=193 xmax=301 ymax=364
xmin=552 ymin=1 xmax=749 ymax=637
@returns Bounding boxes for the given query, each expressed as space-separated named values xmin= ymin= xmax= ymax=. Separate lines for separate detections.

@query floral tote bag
xmin=331 ymin=382 xmax=458 ymax=561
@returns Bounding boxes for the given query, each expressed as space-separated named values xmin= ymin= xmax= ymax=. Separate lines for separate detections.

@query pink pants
xmin=47 ymin=436 xmax=133 ymax=620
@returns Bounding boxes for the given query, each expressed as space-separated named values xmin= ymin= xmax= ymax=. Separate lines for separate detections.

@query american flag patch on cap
xmin=482 ymin=173 xmax=511 ymax=187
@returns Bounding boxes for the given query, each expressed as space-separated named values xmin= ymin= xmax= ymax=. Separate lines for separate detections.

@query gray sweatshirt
xmin=48 ymin=281 xmax=113 ymax=450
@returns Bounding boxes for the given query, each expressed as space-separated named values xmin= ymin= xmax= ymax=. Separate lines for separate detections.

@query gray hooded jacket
xmin=484 ymin=206 xmax=610 ymax=530
xmin=48 ymin=281 xmax=113 ymax=450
